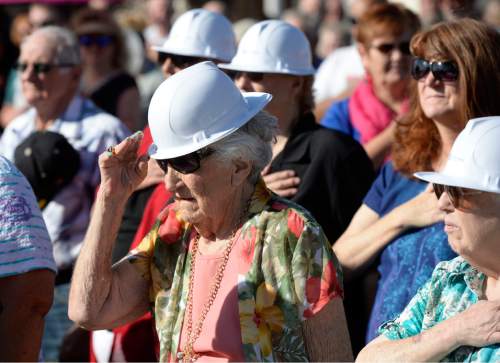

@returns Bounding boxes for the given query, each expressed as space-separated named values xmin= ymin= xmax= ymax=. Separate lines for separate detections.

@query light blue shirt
xmin=380 ymin=256 xmax=500 ymax=362
xmin=0 ymin=94 xmax=130 ymax=269
xmin=0 ymin=156 xmax=56 ymax=277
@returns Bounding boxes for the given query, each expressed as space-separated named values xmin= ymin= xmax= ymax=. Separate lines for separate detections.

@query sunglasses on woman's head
xmin=224 ymin=70 xmax=264 ymax=82
xmin=432 ymin=183 xmax=483 ymax=210
xmin=411 ymin=58 xmax=459 ymax=82
xmin=371 ymin=41 xmax=411 ymax=55
xmin=156 ymin=148 xmax=214 ymax=174
xmin=157 ymin=53 xmax=204 ymax=69
xmin=79 ymin=34 xmax=114 ymax=47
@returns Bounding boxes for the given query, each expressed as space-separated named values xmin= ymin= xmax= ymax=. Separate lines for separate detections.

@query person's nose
xmin=161 ymin=58 xmax=176 ymax=78
xmin=20 ymin=63 xmax=38 ymax=82
xmin=235 ymin=73 xmax=254 ymax=92
xmin=423 ymin=69 xmax=439 ymax=86
xmin=164 ymin=166 xmax=182 ymax=193
xmin=437 ymin=191 xmax=454 ymax=212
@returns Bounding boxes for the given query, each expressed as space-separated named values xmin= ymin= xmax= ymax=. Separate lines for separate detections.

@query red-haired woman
xmin=334 ymin=18 xmax=500 ymax=343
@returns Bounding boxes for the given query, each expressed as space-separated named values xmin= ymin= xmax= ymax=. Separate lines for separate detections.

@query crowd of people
xmin=1 ymin=0 xmax=500 ymax=362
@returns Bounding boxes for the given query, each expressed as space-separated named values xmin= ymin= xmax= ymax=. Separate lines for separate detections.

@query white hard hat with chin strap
xmin=219 ymin=20 xmax=315 ymax=76
xmin=152 ymin=9 xmax=236 ymax=62
xmin=148 ymin=61 xmax=272 ymax=160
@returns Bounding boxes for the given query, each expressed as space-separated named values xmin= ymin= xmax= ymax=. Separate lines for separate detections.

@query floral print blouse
xmin=126 ymin=179 xmax=343 ymax=362
xmin=380 ymin=256 xmax=500 ymax=362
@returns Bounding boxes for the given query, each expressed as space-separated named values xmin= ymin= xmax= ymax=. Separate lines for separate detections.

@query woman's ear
xmin=357 ymin=43 xmax=370 ymax=70
xmin=231 ymin=158 xmax=252 ymax=187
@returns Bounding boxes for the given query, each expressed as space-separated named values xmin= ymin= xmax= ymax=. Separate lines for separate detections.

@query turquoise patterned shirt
xmin=380 ymin=256 xmax=500 ymax=362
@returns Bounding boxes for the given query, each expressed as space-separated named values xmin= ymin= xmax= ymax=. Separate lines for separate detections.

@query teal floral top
xmin=126 ymin=179 xmax=343 ymax=362
xmin=380 ymin=256 xmax=500 ymax=362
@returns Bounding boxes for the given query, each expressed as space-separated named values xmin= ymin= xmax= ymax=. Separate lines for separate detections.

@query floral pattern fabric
xmin=126 ymin=179 xmax=343 ymax=362
xmin=380 ymin=256 xmax=500 ymax=362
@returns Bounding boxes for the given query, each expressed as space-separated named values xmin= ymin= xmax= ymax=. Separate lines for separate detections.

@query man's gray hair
xmin=22 ymin=26 xmax=81 ymax=65
xmin=210 ymin=110 xmax=277 ymax=183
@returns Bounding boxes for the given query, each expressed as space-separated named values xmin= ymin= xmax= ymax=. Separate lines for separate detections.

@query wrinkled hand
xmin=262 ymin=166 xmax=300 ymax=197
xmin=451 ymin=300 xmax=500 ymax=348
xmin=136 ymin=158 xmax=165 ymax=191
xmin=99 ymin=131 xmax=149 ymax=199
xmin=397 ymin=183 xmax=445 ymax=228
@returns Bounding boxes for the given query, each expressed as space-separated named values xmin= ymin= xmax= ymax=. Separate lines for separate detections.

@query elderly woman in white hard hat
xmin=357 ymin=116 xmax=500 ymax=362
xmin=219 ymin=19 xmax=375 ymax=353
xmin=69 ymin=62 xmax=352 ymax=362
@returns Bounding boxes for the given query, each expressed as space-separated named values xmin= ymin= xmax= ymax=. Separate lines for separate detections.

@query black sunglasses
xmin=16 ymin=62 xmax=75 ymax=74
xmin=157 ymin=53 xmax=204 ymax=69
xmin=411 ymin=58 xmax=459 ymax=82
xmin=432 ymin=183 xmax=482 ymax=210
xmin=372 ymin=41 xmax=411 ymax=55
xmin=156 ymin=148 xmax=214 ymax=174
xmin=79 ymin=34 xmax=114 ymax=47
xmin=224 ymin=70 xmax=265 ymax=82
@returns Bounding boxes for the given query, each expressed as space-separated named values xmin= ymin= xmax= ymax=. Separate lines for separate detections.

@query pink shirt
xmin=178 ymin=236 xmax=245 ymax=362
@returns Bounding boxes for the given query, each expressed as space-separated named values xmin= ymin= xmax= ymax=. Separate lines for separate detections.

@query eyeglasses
xmin=371 ymin=41 xmax=411 ymax=55
xmin=78 ymin=34 xmax=114 ymax=47
xmin=432 ymin=183 xmax=483 ymax=210
xmin=411 ymin=58 xmax=459 ymax=82
xmin=16 ymin=62 xmax=75 ymax=74
xmin=224 ymin=70 xmax=265 ymax=82
xmin=157 ymin=53 xmax=204 ymax=69
xmin=156 ymin=148 xmax=214 ymax=174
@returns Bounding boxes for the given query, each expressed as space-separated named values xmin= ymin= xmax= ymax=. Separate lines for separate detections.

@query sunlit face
xmin=438 ymin=189 xmax=500 ymax=266
xmin=360 ymin=33 xmax=412 ymax=88
xmin=19 ymin=33 xmax=79 ymax=108
xmin=164 ymin=153 xmax=235 ymax=226
xmin=417 ymin=57 xmax=461 ymax=126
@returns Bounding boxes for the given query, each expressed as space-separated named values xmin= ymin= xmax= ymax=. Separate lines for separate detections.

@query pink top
xmin=178 ymin=236 xmax=245 ymax=362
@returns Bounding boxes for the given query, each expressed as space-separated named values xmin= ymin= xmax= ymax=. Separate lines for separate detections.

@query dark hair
xmin=393 ymin=19 xmax=500 ymax=176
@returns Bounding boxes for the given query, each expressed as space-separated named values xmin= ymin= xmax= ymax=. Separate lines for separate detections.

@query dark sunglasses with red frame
xmin=432 ymin=183 xmax=483 ymax=210
xmin=156 ymin=148 xmax=214 ymax=175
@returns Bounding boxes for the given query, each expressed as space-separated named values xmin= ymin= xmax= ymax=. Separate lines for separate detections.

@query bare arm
xmin=334 ymin=186 xmax=444 ymax=281
xmin=303 ymin=298 xmax=353 ymax=362
xmin=69 ymin=132 xmax=151 ymax=330
xmin=0 ymin=269 xmax=55 ymax=361
xmin=357 ymin=300 xmax=500 ymax=362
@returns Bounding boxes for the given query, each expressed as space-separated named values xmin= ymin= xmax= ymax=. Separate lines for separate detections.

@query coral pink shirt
xmin=178 ymin=236 xmax=245 ymax=362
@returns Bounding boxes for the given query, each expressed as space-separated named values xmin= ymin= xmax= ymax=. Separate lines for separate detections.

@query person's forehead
xmin=20 ymin=34 xmax=57 ymax=61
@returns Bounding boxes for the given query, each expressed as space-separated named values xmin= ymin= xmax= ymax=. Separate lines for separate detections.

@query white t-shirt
xmin=0 ymin=156 xmax=56 ymax=277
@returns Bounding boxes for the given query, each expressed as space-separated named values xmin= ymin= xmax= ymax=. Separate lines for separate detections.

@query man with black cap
xmin=0 ymin=25 xmax=129 ymax=360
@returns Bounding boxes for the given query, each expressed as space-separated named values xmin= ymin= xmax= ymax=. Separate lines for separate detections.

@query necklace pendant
xmin=177 ymin=351 xmax=184 ymax=362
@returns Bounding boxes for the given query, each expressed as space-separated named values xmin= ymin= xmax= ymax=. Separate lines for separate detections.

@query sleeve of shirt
xmin=0 ymin=157 xmax=56 ymax=277
xmin=285 ymin=208 xmax=344 ymax=320
xmin=363 ymin=162 xmax=392 ymax=215
xmin=320 ymin=99 xmax=359 ymax=141
xmin=378 ymin=278 xmax=431 ymax=340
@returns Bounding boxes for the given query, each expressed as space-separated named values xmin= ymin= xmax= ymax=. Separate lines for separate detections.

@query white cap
xmin=148 ymin=61 xmax=272 ymax=159
xmin=415 ymin=116 xmax=500 ymax=193
xmin=219 ymin=20 xmax=315 ymax=76
xmin=152 ymin=9 xmax=236 ymax=62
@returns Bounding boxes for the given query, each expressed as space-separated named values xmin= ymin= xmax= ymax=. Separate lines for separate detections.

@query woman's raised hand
xmin=98 ymin=131 xmax=149 ymax=199
xmin=397 ymin=183 xmax=445 ymax=228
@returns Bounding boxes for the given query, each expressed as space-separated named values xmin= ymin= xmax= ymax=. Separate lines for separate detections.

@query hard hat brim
xmin=414 ymin=171 xmax=498 ymax=194
xmin=218 ymin=62 xmax=315 ymax=76
xmin=149 ymin=91 xmax=272 ymax=160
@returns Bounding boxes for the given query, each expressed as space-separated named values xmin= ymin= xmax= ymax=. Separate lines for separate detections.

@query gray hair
xmin=210 ymin=110 xmax=277 ymax=183
xmin=22 ymin=26 xmax=81 ymax=65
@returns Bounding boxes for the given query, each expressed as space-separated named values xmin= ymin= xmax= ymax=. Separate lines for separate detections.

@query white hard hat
xmin=415 ymin=116 xmax=500 ymax=193
xmin=219 ymin=20 xmax=315 ymax=76
xmin=148 ymin=61 xmax=272 ymax=159
xmin=152 ymin=9 xmax=236 ymax=62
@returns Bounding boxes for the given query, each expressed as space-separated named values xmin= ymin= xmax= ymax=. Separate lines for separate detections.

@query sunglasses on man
xmin=411 ymin=58 xmax=459 ymax=82
xmin=79 ymin=34 xmax=114 ymax=48
xmin=432 ymin=183 xmax=483 ymax=210
xmin=156 ymin=53 xmax=205 ymax=69
xmin=224 ymin=70 xmax=265 ymax=82
xmin=16 ymin=62 xmax=75 ymax=75
xmin=156 ymin=148 xmax=214 ymax=174
xmin=371 ymin=41 xmax=411 ymax=55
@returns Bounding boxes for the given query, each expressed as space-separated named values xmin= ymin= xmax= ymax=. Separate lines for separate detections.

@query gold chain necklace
xmin=177 ymin=199 xmax=251 ymax=363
